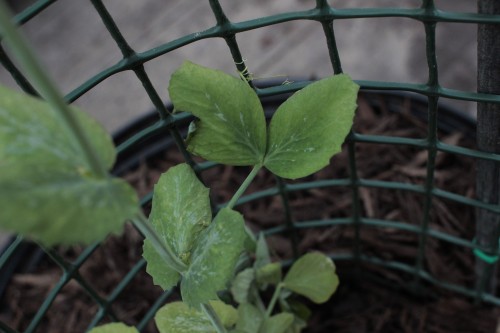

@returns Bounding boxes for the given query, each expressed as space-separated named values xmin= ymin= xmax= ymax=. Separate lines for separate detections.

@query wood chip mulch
xmin=1 ymin=92 xmax=499 ymax=333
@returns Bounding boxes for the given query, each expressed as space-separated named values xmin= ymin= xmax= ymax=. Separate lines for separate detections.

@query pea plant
xmin=0 ymin=5 xmax=359 ymax=332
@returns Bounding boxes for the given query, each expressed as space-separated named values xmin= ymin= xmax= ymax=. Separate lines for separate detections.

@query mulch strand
xmin=1 ymin=93 xmax=499 ymax=332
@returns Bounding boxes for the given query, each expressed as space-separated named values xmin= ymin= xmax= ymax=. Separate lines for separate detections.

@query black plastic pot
xmin=111 ymin=90 xmax=475 ymax=177
xmin=0 ymin=90 xmax=476 ymax=328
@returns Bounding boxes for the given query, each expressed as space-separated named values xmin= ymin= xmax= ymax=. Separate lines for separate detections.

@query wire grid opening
xmin=1 ymin=0 xmax=500 ymax=332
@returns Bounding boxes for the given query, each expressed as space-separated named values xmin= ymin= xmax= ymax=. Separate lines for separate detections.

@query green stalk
xmin=201 ymin=303 xmax=227 ymax=333
xmin=132 ymin=212 xmax=187 ymax=273
xmin=251 ymin=287 xmax=267 ymax=313
xmin=0 ymin=2 xmax=107 ymax=177
xmin=227 ymin=164 xmax=261 ymax=209
xmin=226 ymin=164 xmax=262 ymax=243
xmin=265 ymin=282 xmax=284 ymax=318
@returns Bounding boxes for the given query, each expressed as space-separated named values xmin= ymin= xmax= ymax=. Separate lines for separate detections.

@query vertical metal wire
xmin=475 ymin=0 xmax=500 ymax=300
xmin=413 ymin=0 xmax=440 ymax=290
xmin=89 ymin=0 xmax=197 ymax=169
xmin=208 ymin=0 xmax=254 ymax=86
xmin=317 ymin=0 xmax=343 ymax=74
xmin=318 ymin=0 xmax=362 ymax=265
xmin=276 ymin=177 xmax=300 ymax=259
xmin=89 ymin=0 xmax=168 ymax=118
xmin=0 ymin=45 xmax=37 ymax=95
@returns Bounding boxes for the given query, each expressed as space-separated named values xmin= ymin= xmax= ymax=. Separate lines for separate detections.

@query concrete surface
xmin=0 ymin=0 xmax=478 ymax=245
xmin=1 ymin=0 xmax=477 ymax=132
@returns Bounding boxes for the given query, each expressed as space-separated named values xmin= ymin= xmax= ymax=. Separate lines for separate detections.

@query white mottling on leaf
xmin=215 ymin=112 xmax=227 ymax=122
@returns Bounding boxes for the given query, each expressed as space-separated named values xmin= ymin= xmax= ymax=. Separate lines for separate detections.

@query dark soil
xmin=1 ymin=92 xmax=499 ymax=333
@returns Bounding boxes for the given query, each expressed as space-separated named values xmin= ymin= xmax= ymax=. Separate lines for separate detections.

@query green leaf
xmin=259 ymin=313 xmax=294 ymax=333
xmin=155 ymin=301 xmax=237 ymax=333
xmin=287 ymin=300 xmax=311 ymax=321
xmin=236 ymin=303 xmax=263 ymax=333
xmin=142 ymin=166 xmax=247 ymax=308
xmin=256 ymin=262 xmax=282 ymax=286
xmin=283 ymin=253 xmax=339 ymax=304
xmin=143 ymin=163 xmax=211 ymax=290
xmin=182 ymin=208 xmax=247 ymax=308
xmin=231 ymin=268 xmax=256 ymax=304
xmin=169 ymin=61 xmax=267 ymax=166
xmin=0 ymin=85 xmax=138 ymax=245
xmin=0 ymin=85 xmax=115 ymax=170
xmin=88 ymin=323 xmax=139 ymax=333
xmin=285 ymin=317 xmax=307 ymax=333
xmin=264 ymin=75 xmax=359 ymax=179
xmin=0 ymin=167 xmax=137 ymax=246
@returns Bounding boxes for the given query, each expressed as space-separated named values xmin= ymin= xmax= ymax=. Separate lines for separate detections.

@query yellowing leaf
xmin=88 ymin=323 xmax=139 ymax=333
xmin=259 ymin=313 xmax=294 ymax=333
xmin=236 ymin=303 xmax=263 ymax=333
xmin=256 ymin=262 xmax=282 ymax=286
xmin=283 ymin=253 xmax=339 ymax=304
xmin=155 ymin=301 xmax=237 ymax=333
xmin=231 ymin=268 xmax=256 ymax=304
xmin=255 ymin=233 xmax=271 ymax=269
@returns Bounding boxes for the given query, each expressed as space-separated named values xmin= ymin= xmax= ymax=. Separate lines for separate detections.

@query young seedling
xmin=134 ymin=61 xmax=358 ymax=332
xmin=0 ymin=4 xmax=359 ymax=330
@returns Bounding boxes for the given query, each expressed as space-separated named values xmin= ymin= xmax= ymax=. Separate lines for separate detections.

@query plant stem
xmin=132 ymin=212 xmax=187 ymax=273
xmin=226 ymin=164 xmax=261 ymax=243
xmin=201 ymin=303 xmax=227 ymax=333
xmin=0 ymin=3 xmax=107 ymax=178
xmin=227 ymin=164 xmax=261 ymax=209
xmin=265 ymin=282 xmax=284 ymax=318
xmin=251 ymin=287 xmax=267 ymax=313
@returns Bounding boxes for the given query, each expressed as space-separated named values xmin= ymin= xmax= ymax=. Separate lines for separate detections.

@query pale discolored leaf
xmin=283 ymin=252 xmax=339 ymax=304
xmin=143 ymin=163 xmax=211 ymax=290
xmin=254 ymin=233 xmax=271 ymax=269
xmin=259 ymin=313 xmax=294 ymax=333
xmin=256 ymin=262 xmax=282 ymax=286
xmin=155 ymin=301 xmax=237 ymax=333
xmin=236 ymin=303 xmax=263 ymax=333
xmin=264 ymin=75 xmax=359 ymax=179
xmin=231 ymin=268 xmax=256 ymax=304
xmin=169 ymin=61 xmax=267 ymax=166
xmin=0 ymin=86 xmax=138 ymax=245
xmin=182 ymin=208 xmax=247 ymax=308
xmin=88 ymin=323 xmax=139 ymax=333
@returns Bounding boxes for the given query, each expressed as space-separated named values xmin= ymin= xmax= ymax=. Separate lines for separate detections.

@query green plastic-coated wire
xmin=1 ymin=0 xmax=500 ymax=332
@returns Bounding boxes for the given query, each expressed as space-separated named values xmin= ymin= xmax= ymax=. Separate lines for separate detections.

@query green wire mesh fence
xmin=1 ymin=0 xmax=500 ymax=332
